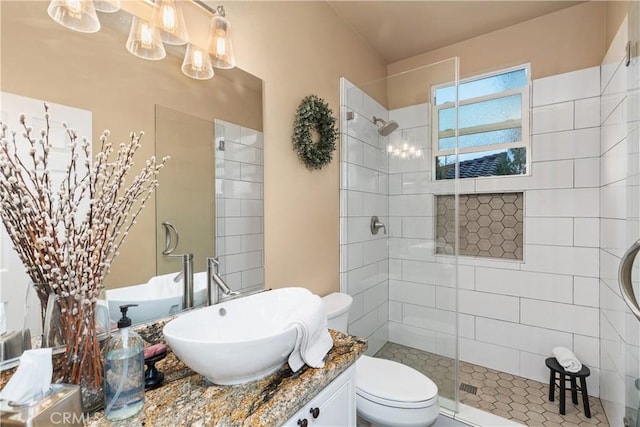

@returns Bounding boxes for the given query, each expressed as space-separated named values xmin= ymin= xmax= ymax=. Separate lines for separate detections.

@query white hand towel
xmin=287 ymin=293 xmax=334 ymax=373
xmin=552 ymin=346 xmax=582 ymax=373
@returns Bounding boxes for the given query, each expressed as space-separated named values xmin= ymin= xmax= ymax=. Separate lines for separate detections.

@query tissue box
xmin=0 ymin=384 xmax=83 ymax=426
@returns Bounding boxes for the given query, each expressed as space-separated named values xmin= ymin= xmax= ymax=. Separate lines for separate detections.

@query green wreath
xmin=292 ymin=94 xmax=339 ymax=170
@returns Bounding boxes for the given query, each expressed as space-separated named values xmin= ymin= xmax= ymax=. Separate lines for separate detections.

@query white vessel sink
xmin=106 ymin=272 xmax=207 ymax=324
xmin=162 ymin=287 xmax=314 ymax=385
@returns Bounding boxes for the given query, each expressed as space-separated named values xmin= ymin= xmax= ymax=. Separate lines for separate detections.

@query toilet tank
xmin=322 ymin=293 xmax=353 ymax=333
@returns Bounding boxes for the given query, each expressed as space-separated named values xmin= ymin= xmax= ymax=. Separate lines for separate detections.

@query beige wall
xmin=223 ymin=2 xmax=387 ymax=296
xmin=388 ymin=1 xmax=607 ymax=80
xmin=606 ymin=0 xmax=630 ymax=49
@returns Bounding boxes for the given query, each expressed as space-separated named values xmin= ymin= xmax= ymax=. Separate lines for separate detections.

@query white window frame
xmin=431 ymin=63 xmax=531 ymax=179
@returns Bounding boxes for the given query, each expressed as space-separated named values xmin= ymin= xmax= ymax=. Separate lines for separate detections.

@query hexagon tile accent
xmin=436 ymin=192 xmax=524 ymax=260
xmin=375 ymin=342 xmax=610 ymax=427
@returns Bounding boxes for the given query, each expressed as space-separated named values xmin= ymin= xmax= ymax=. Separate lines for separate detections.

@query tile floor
xmin=375 ymin=342 xmax=610 ymax=427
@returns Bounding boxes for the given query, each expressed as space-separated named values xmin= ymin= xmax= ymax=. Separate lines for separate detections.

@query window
xmin=433 ymin=65 xmax=530 ymax=180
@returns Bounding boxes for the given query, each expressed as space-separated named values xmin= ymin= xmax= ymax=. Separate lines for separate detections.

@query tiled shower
xmin=214 ymin=119 xmax=265 ymax=294
xmin=339 ymin=18 xmax=638 ymax=420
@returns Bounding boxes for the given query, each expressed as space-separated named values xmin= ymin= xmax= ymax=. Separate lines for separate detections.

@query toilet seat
xmin=356 ymin=355 xmax=438 ymax=409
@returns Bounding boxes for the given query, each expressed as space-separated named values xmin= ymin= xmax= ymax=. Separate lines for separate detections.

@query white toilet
xmin=322 ymin=293 xmax=440 ymax=427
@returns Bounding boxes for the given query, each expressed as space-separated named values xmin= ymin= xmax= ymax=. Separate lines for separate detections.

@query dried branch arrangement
xmin=0 ymin=104 xmax=167 ymax=390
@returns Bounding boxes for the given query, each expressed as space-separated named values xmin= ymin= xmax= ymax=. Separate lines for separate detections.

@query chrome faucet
xmin=206 ymin=257 xmax=240 ymax=305
xmin=167 ymin=253 xmax=194 ymax=309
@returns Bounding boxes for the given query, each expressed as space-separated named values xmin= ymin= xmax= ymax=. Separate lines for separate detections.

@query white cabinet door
xmin=283 ymin=365 xmax=356 ymax=427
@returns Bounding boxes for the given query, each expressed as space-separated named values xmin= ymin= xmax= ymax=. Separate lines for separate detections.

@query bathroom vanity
xmin=85 ymin=329 xmax=365 ymax=426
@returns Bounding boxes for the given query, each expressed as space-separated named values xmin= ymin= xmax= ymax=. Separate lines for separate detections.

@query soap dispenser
xmin=104 ymin=304 xmax=145 ymax=421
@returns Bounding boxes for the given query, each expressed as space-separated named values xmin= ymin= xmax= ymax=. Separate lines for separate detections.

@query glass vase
xmin=43 ymin=292 xmax=111 ymax=413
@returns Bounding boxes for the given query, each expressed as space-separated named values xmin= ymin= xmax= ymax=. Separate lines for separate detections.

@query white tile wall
xmin=532 ymin=128 xmax=600 ymax=162
xmin=215 ymin=120 xmax=264 ymax=291
xmin=532 ymin=66 xmax=600 ymax=107
xmin=340 ymin=78 xmax=389 ymax=356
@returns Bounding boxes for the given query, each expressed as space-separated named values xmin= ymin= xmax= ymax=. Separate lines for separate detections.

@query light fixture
xmin=94 ymin=0 xmax=120 ymax=13
xmin=181 ymin=44 xmax=214 ymax=79
xmin=207 ymin=6 xmax=235 ymax=69
xmin=47 ymin=0 xmax=100 ymax=33
xmin=126 ymin=16 xmax=166 ymax=60
xmin=153 ymin=0 xmax=188 ymax=45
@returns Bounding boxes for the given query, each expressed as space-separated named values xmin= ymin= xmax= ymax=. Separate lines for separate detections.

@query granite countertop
xmin=86 ymin=329 xmax=367 ymax=427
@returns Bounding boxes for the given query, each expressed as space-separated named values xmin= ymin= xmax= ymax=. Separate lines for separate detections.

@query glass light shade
xmin=47 ymin=0 xmax=100 ymax=33
xmin=153 ymin=0 xmax=188 ymax=45
xmin=126 ymin=16 xmax=166 ymax=61
xmin=207 ymin=14 xmax=235 ymax=69
xmin=181 ymin=44 xmax=214 ymax=80
xmin=94 ymin=0 xmax=120 ymax=13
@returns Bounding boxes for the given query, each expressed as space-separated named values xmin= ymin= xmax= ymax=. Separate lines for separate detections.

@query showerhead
xmin=373 ymin=116 xmax=399 ymax=136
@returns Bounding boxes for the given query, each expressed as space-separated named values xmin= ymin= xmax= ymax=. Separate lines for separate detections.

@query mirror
xmin=0 ymin=0 xmax=264 ymax=363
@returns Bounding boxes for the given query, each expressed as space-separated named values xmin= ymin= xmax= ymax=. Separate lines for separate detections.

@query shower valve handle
xmin=370 ymin=216 xmax=386 ymax=235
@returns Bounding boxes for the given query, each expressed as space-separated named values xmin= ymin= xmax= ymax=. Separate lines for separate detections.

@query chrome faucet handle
xmin=207 ymin=257 xmax=220 ymax=273
xmin=370 ymin=216 xmax=387 ymax=235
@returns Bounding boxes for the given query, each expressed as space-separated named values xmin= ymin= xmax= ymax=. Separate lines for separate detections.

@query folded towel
xmin=287 ymin=293 xmax=334 ymax=372
xmin=552 ymin=346 xmax=582 ymax=373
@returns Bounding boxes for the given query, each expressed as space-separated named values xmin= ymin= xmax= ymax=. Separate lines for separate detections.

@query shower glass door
xmin=339 ymin=57 xmax=460 ymax=412
xmin=623 ymin=2 xmax=640 ymax=426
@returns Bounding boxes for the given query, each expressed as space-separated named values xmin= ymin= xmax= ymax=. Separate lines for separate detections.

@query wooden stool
xmin=545 ymin=357 xmax=591 ymax=418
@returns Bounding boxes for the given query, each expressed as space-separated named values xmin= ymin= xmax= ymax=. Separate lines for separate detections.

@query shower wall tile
xmin=475 ymin=268 xmax=573 ymax=304
xmin=388 ymin=217 xmax=402 ymax=238
xmin=574 ymin=96 xmax=601 ymax=129
xmin=573 ymin=217 xmax=600 ymax=247
xmin=475 ymin=317 xmax=573 ymax=356
xmin=601 ymin=101 xmax=627 ymax=154
xmin=389 ymin=194 xmax=432 ymax=216
xmin=389 ymin=280 xmax=436 ymax=307
xmin=574 ymin=156 xmax=601 ymax=188
xmin=389 ymin=238 xmax=434 ymax=262
xmin=340 ymin=78 xmax=389 ymax=344
xmin=526 ymin=188 xmax=599 ymax=217
xmin=525 ymin=217 xmax=573 ymax=246
xmin=402 ymin=260 xmax=457 ymax=286
xmin=573 ymin=276 xmax=599 ymax=307
xmin=435 ymin=286 xmax=455 ymax=311
xmin=401 ymin=304 xmax=456 ymax=335
xmin=362 ymin=238 xmax=387 ymax=264
xmin=532 ymin=101 xmax=574 ymax=134
xmin=532 ymin=127 xmax=600 ymax=162
xmin=601 ymin=58 xmax=627 ymax=123
xmin=600 ymin=218 xmax=627 ymax=253
xmin=520 ymin=299 xmax=599 ymax=337
xmin=458 ymin=290 xmax=519 ymax=322
xmin=474 ymin=159 xmax=574 ymax=192
xmin=600 ymin=183 xmax=626 ymax=219
xmin=522 ymin=245 xmax=599 ymax=277
xmin=389 ymin=322 xmax=438 ymax=354
xmin=573 ymin=334 xmax=600 ymax=368
xmin=601 ymin=136 xmax=628 ymax=185
xmin=402 ymin=217 xmax=433 ymax=239
xmin=459 ymin=338 xmax=521 ymax=377
xmin=389 ymin=174 xmax=402 ymax=195
xmin=532 ymin=65 xmax=600 ymax=107
xmin=363 ymin=281 xmax=389 ymax=314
